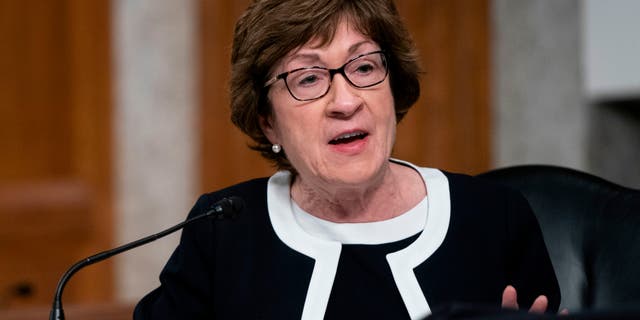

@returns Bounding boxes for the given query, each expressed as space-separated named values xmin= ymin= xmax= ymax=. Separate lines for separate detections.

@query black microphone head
xmin=211 ymin=196 xmax=244 ymax=219
xmin=227 ymin=196 xmax=245 ymax=214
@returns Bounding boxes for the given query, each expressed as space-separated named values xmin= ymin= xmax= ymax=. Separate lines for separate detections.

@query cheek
xmin=379 ymin=88 xmax=397 ymax=125
xmin=266 ymin=91 xmax=295 ymax=140
xmin=379 ymin=89 xmax=398 ymax=145
xmin=270 ymin=109 xmax=320 ymax=155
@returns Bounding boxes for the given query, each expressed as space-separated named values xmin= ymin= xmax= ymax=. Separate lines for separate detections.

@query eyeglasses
xmin=264 ymin=51 xmax=388 ymax=101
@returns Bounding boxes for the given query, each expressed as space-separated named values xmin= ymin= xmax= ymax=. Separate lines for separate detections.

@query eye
xmin=355 ymin=62 xmax=375 ymax=74
xmin=289 ymin=69 xmax=327 ymax=88
xmin=298 ymin=74 xmax=320 ymax=85
xmin=347 ymin=61 xmax=379 ymax=78
xmin=347 ymin=55 xmax=382 ymax=76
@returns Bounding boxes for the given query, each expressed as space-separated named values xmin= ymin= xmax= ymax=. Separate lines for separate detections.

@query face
xmin=261 ymin=19 xmax=397 ymax=191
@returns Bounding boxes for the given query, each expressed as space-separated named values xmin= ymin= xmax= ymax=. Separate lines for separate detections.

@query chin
xmin=325 ymin=161 xmax=386 ymax=187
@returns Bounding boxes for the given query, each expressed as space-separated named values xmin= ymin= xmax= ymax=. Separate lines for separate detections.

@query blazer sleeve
xmin=505 ymin=190 xmax=561 ymax=313
xmin=133 ymin=195 xmax=216 ymax=320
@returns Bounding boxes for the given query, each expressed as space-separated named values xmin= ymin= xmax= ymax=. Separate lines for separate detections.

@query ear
xmin=259 ymin=115 xmax=278 ymax=144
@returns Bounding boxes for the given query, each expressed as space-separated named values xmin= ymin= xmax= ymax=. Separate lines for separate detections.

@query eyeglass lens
xmin=285 ymin=52 xmax=387 ymax=101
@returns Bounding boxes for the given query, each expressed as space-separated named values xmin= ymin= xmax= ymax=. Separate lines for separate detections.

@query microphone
xmin=49 ymin=196 xmax=244 ymax=320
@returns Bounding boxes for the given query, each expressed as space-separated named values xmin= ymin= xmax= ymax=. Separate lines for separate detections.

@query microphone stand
xmin=49 ymin=196 xmax=243 ymax=320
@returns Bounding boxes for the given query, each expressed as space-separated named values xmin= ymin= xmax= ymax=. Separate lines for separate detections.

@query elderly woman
xmin=134 ymin=0 xmax=560 ymax=319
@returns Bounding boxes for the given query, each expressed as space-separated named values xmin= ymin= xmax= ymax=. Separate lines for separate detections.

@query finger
xmin=501 ymin=285 xmax=519 ymax=310
xmin=559 ymin=308 xmax=570 ymax=316
xmin=529 ymin=295 xmax=548 ymax=314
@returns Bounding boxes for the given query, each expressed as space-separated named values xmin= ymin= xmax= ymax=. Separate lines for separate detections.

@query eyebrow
xmin=347 ymin=40 xmax=374 ymax=54
xmin=284 ymin=40 xmax=375 ymax=66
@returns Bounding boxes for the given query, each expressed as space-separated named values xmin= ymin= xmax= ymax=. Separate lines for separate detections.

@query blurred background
xmin=1 ymin=0 xmax=639 ymax=318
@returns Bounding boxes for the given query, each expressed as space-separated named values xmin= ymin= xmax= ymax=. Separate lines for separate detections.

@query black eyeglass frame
xmin=263 ymin=50 xmax=388 ymax=102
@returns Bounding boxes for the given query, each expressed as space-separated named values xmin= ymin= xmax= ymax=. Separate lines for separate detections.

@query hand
xmin=501 ymin=285 xmax=570 ymax=315
xmin=501 ymin=285 xmax=548 ymax=313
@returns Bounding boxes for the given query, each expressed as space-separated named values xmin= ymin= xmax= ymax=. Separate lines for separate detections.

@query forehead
xmin=281 ymin=21 xmax=378 ymax=66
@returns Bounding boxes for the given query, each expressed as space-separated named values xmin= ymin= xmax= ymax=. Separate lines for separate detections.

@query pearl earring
xmin=271 ymin=144 xmax=282 ymax=154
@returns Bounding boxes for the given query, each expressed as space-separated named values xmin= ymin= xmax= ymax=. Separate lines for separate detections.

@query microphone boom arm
xmin=49 ymin=196 xmax=243 ymax=320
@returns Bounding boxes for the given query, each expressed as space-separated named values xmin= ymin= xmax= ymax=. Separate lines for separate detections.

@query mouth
xmin=328 ymin=131 xmax=369 ymax=145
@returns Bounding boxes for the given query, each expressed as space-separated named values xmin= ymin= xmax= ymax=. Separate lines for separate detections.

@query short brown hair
xmin=230 ymin=0 xmax=420 ymax=171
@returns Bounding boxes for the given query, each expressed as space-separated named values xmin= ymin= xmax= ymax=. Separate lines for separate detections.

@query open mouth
xmin=328 ymin=131 xmax=368 ymax=145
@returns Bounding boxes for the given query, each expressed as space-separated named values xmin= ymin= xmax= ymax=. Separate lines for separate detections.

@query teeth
xmin=336 ymin=132 xmax=363 ymax=140
xmin=331 ymin=131 xmax=366 ymax=143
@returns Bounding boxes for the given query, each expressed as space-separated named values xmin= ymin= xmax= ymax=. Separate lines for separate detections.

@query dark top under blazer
xmin=134 ymin=166 xmax=560 ymax=319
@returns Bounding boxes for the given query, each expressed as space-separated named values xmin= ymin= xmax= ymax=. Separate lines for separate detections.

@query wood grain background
xmin=0 ymin=1 xmax=489 ymax=318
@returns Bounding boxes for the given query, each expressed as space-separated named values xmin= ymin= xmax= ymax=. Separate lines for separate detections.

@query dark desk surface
xmin=0 ymin=303 xmax=134 ymax=320
xmin=427 ymin=304 xmax=640 ymax=320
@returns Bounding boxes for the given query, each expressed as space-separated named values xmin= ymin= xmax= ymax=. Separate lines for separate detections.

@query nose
xmin=325 ymin=74 xmax=363 ymax=119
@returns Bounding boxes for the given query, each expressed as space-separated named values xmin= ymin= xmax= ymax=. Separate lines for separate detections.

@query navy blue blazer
xmin=134 ymin=166 xmax=560 ymax=319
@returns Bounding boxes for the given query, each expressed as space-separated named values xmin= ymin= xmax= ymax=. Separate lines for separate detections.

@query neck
xmin=290 ymin=162 xmax=425 ymax=223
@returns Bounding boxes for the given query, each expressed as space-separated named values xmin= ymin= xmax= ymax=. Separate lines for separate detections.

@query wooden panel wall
xmin=198 ymin=0 xmax=265 ymax=192
xmin=0 ymin=0 xmax=113 ymax=311
xmin=394 ymin=0 xmax=491 ymax=174
xmin=198 ymin=0 xmax=490 ymax=192
xmin=0 ymin=0 xmax=490 ymax=314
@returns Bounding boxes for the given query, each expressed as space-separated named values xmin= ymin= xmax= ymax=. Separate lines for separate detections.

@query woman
xmin=134 ymin=0 xmax=560 ymax=319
